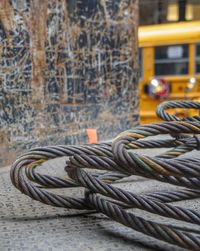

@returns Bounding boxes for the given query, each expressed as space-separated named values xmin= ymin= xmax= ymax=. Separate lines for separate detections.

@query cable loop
xmin=10 ymin=100 xmax=200 ymax=250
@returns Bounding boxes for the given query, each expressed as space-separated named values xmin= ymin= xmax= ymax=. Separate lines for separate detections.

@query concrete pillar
xmin=0 ymin=0 xmax=139 ymax=166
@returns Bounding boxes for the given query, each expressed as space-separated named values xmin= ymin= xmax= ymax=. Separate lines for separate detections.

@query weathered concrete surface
xmin=0 ymin=0 xmax=139 ymax=167
xmin=0 ymin=142 xmax=199 ymax=251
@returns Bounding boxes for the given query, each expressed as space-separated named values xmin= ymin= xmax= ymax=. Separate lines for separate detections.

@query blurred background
xmin=140 ymin=0 xmax=200 ymax=25
xmin=138 ymin=0 xmax=200 ymax=124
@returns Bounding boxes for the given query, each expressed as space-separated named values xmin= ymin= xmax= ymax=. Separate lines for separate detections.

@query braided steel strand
xmin=12 ymin=147 xmax=200 ymax=211
xmin=113 ymin=121 xmax=200 ymax=188
xmin=69 ymin=147 xmax=200 ymax=190
xmin=112 ymin=122 xmax=200 ymax=172
xmin=66 ymin=147 xmax=200 ymax=249
xmin=15 ymin=138 xmax=186 ymax=189
xmin=156 ymin=100 xmax=200 ymax=122
xmin=10 ymin=144 xmax=123 ymax=209
xmin=28 ymin=138 xmax=193 ymax=190
xmin=86 ymin=193 xmax=200 ymax=250
xmin=11 ymin=122 xmax=200 ymax=206
xmin=68 ymin=152 xmax=200 ymax=202
xmin=65 ymin=142 xmax=200 ymax=250
xmin=27 ymin=130 xmax=200 ymax=188
xmin=144 ymin=189 xmax=200 ymax=203
xmin=11 ymin=144 xmax=113 ymax=188
xmin=10 ymin=100 xmax=200 ymax=250
xmin=66 ymin=157 xmax=200 ymax=248
xmin=10 ymin=138 xmax=200 ymax=212
xmin=66 ymin=165 xmax=200 ymax=225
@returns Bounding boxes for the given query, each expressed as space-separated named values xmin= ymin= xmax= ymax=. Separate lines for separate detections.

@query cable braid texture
xmin=10 ymin=100 xmax=200 ymax=250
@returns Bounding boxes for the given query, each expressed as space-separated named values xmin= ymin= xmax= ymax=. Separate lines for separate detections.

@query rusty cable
xmin=10 ymin=100 xmax=200 ymax=250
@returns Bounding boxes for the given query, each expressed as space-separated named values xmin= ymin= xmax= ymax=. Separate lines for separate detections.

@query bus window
xmin=154 ymin=44 xmax=189 ymax=76
xmin=139 ymin=48 xmax=143 ymax=79
xmin=196 ymin=43 xmax=200 ymax=74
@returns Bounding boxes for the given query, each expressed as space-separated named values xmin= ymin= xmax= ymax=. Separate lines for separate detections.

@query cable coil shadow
xmin=10 ymin=100 xmax=200 ymax=250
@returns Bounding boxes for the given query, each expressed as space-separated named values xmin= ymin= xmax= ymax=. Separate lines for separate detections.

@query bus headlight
xmin=148 ymin=78 xmax=169 ymax=99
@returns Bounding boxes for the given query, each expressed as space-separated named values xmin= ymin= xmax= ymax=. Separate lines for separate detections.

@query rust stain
xmin=29 ymin=0 xmax=48 ymax=105
xmin=56 ymin=0 xmax=69 ymax=69
xmin=0 ymin=0 xmax=15 ymax=43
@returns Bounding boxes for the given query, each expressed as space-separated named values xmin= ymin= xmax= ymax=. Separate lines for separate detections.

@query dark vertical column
xmin=178 ymin=0 xmax=186 ymax=21
xmin=158 ymin=0 xmax=163 ymax=24
xmin=157 ymin=0 xmax=168 ymax=24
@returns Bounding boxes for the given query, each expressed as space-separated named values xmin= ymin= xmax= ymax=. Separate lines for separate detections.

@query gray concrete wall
xmin=0 ymin=0 xmax=139 ymax=167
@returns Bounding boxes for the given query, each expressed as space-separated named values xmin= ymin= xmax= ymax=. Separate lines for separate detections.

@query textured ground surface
xmin=0 ymin=140 xmax=199 ymax=251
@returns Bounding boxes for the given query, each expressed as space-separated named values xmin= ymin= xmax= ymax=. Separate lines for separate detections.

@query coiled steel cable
xmin=156 ymin=100 xmax=200 ymax=122
xmin=10 ymin=100 xmax=200 ymax=250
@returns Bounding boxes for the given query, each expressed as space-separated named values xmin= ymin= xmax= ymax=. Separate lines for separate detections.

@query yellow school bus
xmin=139 ymin=21 xmax=200 ymax=124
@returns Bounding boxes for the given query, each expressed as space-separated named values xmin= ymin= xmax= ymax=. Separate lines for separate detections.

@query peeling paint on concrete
xmin=0 ymin=0 xmax=139 ymax=167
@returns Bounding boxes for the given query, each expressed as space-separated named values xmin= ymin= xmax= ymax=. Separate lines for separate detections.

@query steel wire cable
xmin=156 ymin=100 xmax=200 ymax=122
xmin=10 ymin=100 xmax=200 ymax=250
